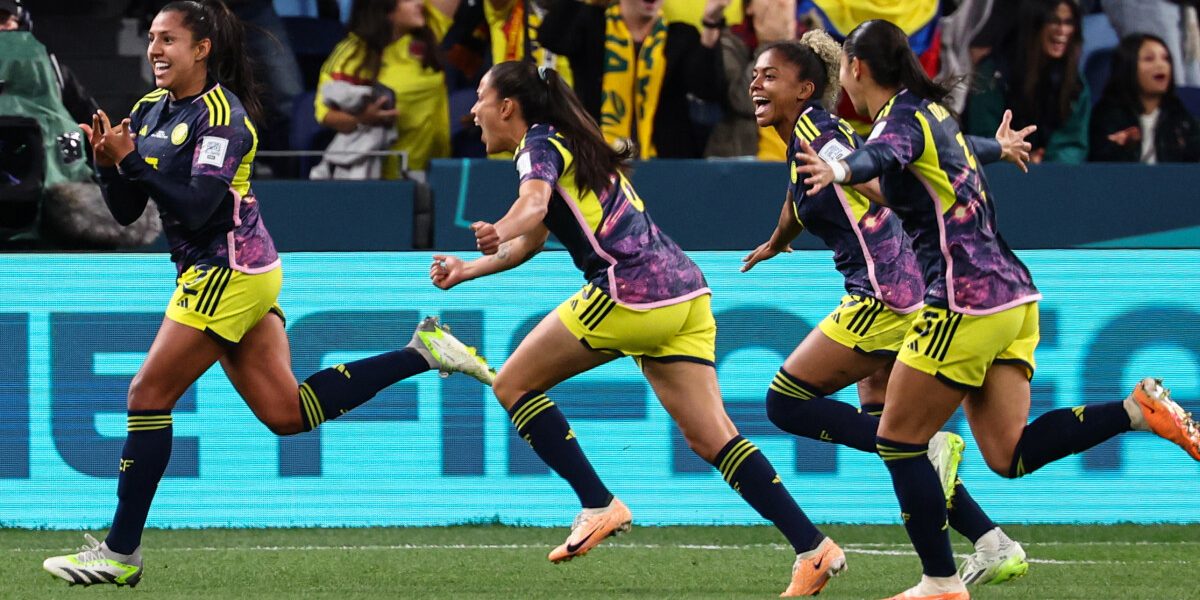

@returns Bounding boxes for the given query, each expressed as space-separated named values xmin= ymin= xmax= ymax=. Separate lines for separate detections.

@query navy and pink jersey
xmin=841 ymin=90 xmax=1040 ymax=315
xmin=515 ymin=124 xmax=709 ymax=307
xmin=128 ymin=84 xmax=278 ymax=274
xmin=786 ymin=103 xmax=923 ymax=313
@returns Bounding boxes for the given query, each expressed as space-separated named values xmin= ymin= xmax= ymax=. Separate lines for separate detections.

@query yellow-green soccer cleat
xmin=43 ymin=534 xmax=142 ymax=587
xmin=408 ymin=316 xmax=497 ymax=385
xmin=959 ymin=527 xmax=1029 ymax=586
xmin=928 ymin=431 xmax=965 ymax=508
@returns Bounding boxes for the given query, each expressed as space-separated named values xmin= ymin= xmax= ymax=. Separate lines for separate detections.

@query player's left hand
xmin=995 ymin=109 xmax=1035 ymax=173
xmin=93 ymin=110 xmax=137 ymax=165
xmin=741 ymin=240 xmax=791 ymax=273
xmin=471 ymin=221 xmax=500 ymax=255
xmin=794 ymin=139 xmax=834 ymax=194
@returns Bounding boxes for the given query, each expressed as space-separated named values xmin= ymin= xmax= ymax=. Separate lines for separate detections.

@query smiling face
xmin=1040 ymin=1 xmax=1075 ymax=60
xmin=1137 ymin=39 xmax=1172 ymax=98
xmin=839 ymin=53 xmax=868 ymax=116
xmin=749 ymin=48 xmax=811 ymax=129
xmin=147 ymin=10 xmax=209 ymax=96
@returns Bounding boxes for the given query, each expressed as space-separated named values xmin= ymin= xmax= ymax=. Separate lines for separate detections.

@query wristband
xmin=829 ymin=160 xmax=848 ymax=183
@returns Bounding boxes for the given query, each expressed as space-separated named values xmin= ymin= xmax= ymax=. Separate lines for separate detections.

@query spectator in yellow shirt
xmin=316 ymin=0 xmax=459 ymax=178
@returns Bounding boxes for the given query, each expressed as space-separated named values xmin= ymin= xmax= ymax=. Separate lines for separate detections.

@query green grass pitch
xmin=10 ymin=524 xmax=1196 ymax=599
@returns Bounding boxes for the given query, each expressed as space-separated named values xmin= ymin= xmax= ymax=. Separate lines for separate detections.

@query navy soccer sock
xmin=298 ymin=348 xmax=431 ymax=430
xmin=712 ymin=435 xmax=824 ymax=554
xmin=878 ymin=436 xmax=957 ymax=577
xmin=1007 ymin=402 xmax=1132 ymax=477
xmin=947 ymin=480 xmax=996 ymax=543
xmin=765 ymin=369 xmax=878 ymax=453
xmin=508 ymin=391 xmax=612 ymax=508
xmin=860 ymin=402 xmax=885 ymax=417
xmin=106 ymin=410 xmax=173 ymax=554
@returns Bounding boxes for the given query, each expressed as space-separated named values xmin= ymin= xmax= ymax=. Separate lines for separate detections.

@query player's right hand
xmin=80 ymin=112 xmax=115 ymax=167
xmin=430 ymin=255 xmax=467 ymax=290
xmin=741 ymin=241 xmax=791 ymax=272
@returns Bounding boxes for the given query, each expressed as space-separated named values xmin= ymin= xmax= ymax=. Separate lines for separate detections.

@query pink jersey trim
xmin=225 ymin=189 xmax=281 ymax=275
xmin=910 ymin=170 xmax=1040 ymax=316
xmin=833 ymin=185 xmax=921 ymax=314
xmin=555 ymin=180 xmax=704 ymax=309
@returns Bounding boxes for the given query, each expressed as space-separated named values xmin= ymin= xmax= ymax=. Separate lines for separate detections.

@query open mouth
xmin=752 ymin=95 xmax=771 ymax=119
xmin=153 ymin=60 xmax=170 ymax=78
xmin=1047 ymin=34 xmax=1068 ymax=56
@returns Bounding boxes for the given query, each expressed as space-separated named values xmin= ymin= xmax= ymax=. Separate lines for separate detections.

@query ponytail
xmin=161 ymin=0 xmax=264 ymax=125
xmin=843 ymin=19 xmax=956 ymax=108
xmin=489 ymin=61 xmax=634 ymax=196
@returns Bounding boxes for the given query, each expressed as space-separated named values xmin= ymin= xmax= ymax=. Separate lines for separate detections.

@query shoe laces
xmin=75 ymin=534 xmax=107 ymax=563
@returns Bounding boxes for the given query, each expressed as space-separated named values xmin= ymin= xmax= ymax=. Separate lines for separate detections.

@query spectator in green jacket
xmin=965 ymin=0 xmax=1088 ymax=164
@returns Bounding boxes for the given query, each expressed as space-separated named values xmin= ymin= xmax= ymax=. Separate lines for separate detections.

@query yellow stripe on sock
xmin=723 ymin=443 xmax=760 ymax=483
xmin=513 ymin=397 xmax=555 ymax=431
xmin=509 ymin=395 xmax=550 ymax=427
xmin=718 ymin=439 xmax=754 ymax=478
xmin=127 ymin=424 xmax=171 ymax=432
xmin=127 ymin=416 xmax=172 ymax=424
xmin=297 ymin=386 xmax=317 ymax=429
xmin=299 ymin=384 xmax=325 ymax=429
xmin=771 ymin=373 xmax=814 ymax=400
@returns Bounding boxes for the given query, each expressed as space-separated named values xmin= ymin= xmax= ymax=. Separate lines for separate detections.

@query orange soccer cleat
xmin=547 ymin=497 xmax=632 ymax=564
xmin=781 ymin=536 xmax=847 ymax=597
xmin=1128 ymin=377 xmax=1200 ymax=461
xmin=882 ymin=590 xmax=969 ymax=600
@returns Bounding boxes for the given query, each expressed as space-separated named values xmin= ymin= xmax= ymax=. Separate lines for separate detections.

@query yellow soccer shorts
xmin=165 ymin=264 xmax=284 ymax=347
xmin=817 ymin=294 xmax=917 ymax=356
xmin=897 ymin=302 xmax=1039 ymax=389
xmin=555 ymin=284 xmax=716 ymax=366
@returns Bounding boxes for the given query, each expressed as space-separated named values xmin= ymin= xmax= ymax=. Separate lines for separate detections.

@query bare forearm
xmin=767 ymin=196 xmax=802 ymax=249
xmin=463 ymin=235 xmax=544 ymax=279
xmin=321 ymin=108 xmax=359 ymax=134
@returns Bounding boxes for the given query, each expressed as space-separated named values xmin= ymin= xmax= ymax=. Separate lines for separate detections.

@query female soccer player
xmin=42 ymin=0 xmax=493 ymax=587
xmin=431 ymin=60 xmax=845 ymax=596
xmin=741 ymin=31 xmax=1032 ymax=587
xmin=795 ymin=20 xmax=1200 ymax=600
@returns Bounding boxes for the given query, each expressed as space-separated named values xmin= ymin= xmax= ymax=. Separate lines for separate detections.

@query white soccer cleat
xmin=42 ymin=534 xmax=142 ymax=587
xmin=959 ymin=527 xmax=1029 ymax=586
xmin=408 ymin=316 xmax=496 ymax=385
xmin=928 ymin=431 xmax=965 ymax=508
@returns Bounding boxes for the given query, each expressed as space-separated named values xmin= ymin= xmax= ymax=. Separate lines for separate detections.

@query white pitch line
xmin=15 ymin=542 xmax=1193 ymax=565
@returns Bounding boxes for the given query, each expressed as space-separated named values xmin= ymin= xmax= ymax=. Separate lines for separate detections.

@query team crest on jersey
xmin=171 ymin=123 xmax=189 ymax=145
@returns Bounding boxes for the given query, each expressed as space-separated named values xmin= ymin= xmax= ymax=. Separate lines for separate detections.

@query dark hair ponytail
xmin=844 ymin=19 xmax=955 ymax=108
xmin=161 ymin=0 xmax=263 ymax=125
xmin=488 ymin=61 xmax=634 ymax=196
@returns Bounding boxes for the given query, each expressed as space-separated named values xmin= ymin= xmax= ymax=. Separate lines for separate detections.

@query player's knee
xmin=261 ymin=412 xmax=305 ymax=436
xmin=126 ymin=373 xmax=176 ymax=411
xmin=986 ymin=451 xmax=1019 ymax=478
xmin=490 ymin=370 xmax=526 ymax=410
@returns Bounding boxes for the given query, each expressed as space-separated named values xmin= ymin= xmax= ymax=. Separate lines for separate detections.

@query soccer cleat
xmin=882 ymin=590 xmax=969 ymax=600
xmin=928 ymin=432 xmax=964 ymax=508
xmin=959 ymin=530 xmax=1028 ymax=586
xmin=408 ymin=316 xmax=496 ymax=385
xmin=781 ymin=536 xmax=847 ymax=597
xmin=548 ymin=497 xmax=632 ymax=563
xmin=1127 ymin=377 xmax=1200 ymax=461
xmin=42 ymin=534 xmax=142 ymax=587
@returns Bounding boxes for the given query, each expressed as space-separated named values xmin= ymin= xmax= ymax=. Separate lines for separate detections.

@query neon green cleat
xmin=43 ymin=534 xmax=142 ymax=587
xmin=928 ymin=431 xmax=964 ymax=508
xmin=959 ymin=528 xmax=1029 ymax=586
xmin=408 ymin=316 xmax=496 ymax=385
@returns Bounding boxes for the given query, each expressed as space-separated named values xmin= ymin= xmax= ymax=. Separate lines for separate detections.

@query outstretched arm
xmin=430 ymin=226 xmax=551 ymax=289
